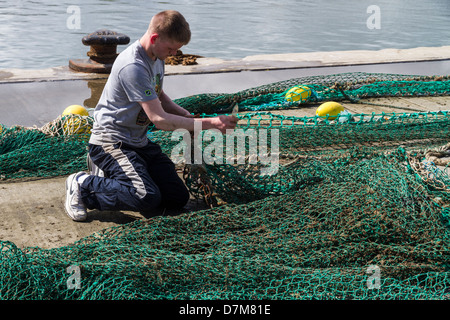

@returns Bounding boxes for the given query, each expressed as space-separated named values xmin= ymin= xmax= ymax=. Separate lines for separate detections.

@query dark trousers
xmin=80 ymin=140 xmax=190 ymax=214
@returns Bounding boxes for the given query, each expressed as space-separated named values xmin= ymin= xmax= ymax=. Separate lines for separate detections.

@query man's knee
xmin=139 ymin=183 xmax=190 ymax=212
xmin=172 ymin=187 xmax=190 ymax=209
xmin=162 ymin=185 xmax=190 ymax=209
xmin=138 ymin=189 xmax=162 ymax=211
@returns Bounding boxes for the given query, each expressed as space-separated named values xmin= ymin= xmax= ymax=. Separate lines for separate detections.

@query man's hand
xmin=209 ymin=115 xmax=239 ymax=134
xmin=183 ymin=112 xmax=196 ymax=118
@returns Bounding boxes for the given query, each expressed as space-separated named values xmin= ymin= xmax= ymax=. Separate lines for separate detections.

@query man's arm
xmin=158 ymin=90 xmax=193 ymax=117
xmin=140 ymin=98 xmax=237 ymax=133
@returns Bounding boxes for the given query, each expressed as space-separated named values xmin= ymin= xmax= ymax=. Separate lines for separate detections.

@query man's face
xmin=152 ymin=35 xmax=183 ymax=60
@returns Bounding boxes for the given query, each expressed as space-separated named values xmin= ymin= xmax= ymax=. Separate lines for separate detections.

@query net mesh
xmin=1 ymin=72 xmax=450 ymax=300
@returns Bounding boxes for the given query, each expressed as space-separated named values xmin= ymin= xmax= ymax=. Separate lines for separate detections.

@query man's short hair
xmin=149 ymin=10 xmax=191 ymax=45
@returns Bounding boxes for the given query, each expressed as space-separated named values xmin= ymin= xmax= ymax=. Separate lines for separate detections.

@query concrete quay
xmin=1 ymin=45 xmax=450 ymax=82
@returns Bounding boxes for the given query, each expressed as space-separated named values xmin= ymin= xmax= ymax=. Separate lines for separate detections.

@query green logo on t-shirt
xmin=145 ymin=89 xmax=152 ymax=96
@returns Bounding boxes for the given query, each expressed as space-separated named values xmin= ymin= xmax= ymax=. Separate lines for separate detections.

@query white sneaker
xmin=65 ymin=172 xmax=87 ymax=221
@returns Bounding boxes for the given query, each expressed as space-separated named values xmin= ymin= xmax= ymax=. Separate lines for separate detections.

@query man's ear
xmin=149 ymin=33 xmax=159 ymax=44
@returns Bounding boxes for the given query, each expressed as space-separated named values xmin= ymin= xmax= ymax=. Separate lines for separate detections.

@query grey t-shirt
xmin=89 ymin=40 xmax=164 ymax=148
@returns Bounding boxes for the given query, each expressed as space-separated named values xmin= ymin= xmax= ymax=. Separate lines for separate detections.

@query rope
xmin=425 ymin=142 xmax=450 ymax=166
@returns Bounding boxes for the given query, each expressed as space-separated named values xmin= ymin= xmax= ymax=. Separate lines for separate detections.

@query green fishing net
xmin=1 ymin=72 xmax=449 ymax=300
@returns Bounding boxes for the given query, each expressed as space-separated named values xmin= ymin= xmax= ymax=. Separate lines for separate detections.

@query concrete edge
xmin=1 ymin=46 xmax=450 ymax=83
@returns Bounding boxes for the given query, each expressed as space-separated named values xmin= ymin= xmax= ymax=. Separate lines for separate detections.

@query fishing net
xmin=1 ymin=72 xmax=450 ymax=300
xmin=176 ymin=72 xmax=450 ymax=114
xmin=0 ymin=115 xmax=92 ymax=181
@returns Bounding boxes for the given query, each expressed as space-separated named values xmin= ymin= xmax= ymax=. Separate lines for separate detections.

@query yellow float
xmin=62 ymin=105 xmax=91 ymax=136
xmin=62 ymin=105 xmax=89 ymax=117
xmin=285 ymin=85 xmax=311 ymax=103
xmin=316 ymin=101 xmax=345 ymax=120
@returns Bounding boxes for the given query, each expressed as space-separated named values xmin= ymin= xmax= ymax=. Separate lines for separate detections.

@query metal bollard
xmin=69 ymin=29 xmax=130 ymax=73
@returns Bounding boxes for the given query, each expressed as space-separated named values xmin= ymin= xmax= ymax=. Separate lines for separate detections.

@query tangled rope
xmin=425 ymin=142 xmax=450 ymax=167
xmin=407 ymin=143 xmax=450 ymax=192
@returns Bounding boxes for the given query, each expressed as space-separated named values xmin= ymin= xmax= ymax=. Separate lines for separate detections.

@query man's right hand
xmin=210 ymin=115 xmax=239 ymax=134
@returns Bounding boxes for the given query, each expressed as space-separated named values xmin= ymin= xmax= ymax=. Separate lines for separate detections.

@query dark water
xmin=0 ymin=0 xmax=449 ymax=69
